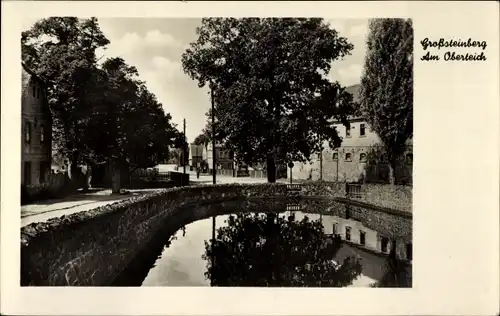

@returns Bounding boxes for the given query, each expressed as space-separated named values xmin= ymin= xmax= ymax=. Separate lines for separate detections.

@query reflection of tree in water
xmin=371 ymin=248 xmax=412 ymax=288
xmin=163 ymin=226 xmax=187 ymax=248
xmin=203 ymin=213 xmax=363 ymax=287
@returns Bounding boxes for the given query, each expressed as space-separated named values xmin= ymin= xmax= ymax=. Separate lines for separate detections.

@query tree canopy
xmin=203 ymin=213 xmax=363 ymax=287
xmin=182 ymin=18 xmax=356 ymax=182
xmin=22 ymin=17 xmax=181 ymax=191
xmin=358 ymin=18 xmax=413 ymax=184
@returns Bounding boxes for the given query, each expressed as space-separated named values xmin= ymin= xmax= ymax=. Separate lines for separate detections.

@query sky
xmin=22 ymin=18 xmax=369 ymax=142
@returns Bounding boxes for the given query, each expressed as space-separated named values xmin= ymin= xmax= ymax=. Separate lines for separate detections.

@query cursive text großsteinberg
xmin=421 ymin=38 xmax=487 ymax=51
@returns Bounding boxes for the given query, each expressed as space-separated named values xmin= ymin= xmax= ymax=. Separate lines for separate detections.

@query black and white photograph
xmin=19 ymin=16 xmax=413 ymax=288
xmin=2 ymin=1 xmax=500 ymax=315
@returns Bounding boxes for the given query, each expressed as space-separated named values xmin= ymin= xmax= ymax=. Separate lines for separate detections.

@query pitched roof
xmin=21 ymin=62 xmax=46 ymax=95
xmin=329 ymin=83 xmax=363 ymax=123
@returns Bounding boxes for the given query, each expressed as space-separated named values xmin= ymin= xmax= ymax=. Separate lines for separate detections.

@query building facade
xmin=292 ymin=211 xmax=412 ymax=262
xmin=290 ymin=84 xmax=413 ymax=184
xmin=21 ymin=63 xmax=52 ymax=186
xmin=204 ymin=142 xmax=235 ymax=171
xmin=188 ymin=144 xmax=204 ymax=169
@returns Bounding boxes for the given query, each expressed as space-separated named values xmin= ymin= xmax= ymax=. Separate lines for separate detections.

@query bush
xmin=21 ymin=173 xmax=74 ymax=205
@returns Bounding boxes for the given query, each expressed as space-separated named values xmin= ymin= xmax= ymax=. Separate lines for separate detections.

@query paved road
xmin=21 ymin=174 xmax=291 ymax=227
xmin=21 ymin=189 xmax=160 ymax=227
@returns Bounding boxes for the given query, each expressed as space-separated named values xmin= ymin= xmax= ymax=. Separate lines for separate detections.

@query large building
xmin=21 ymin=63 xmax=52 ymax=186
xmin=290 ymin=84 xmax=413 ymax=184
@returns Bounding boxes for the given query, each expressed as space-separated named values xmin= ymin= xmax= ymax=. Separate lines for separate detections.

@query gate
xmin=346 ymin=183 xmax=363 ymax=199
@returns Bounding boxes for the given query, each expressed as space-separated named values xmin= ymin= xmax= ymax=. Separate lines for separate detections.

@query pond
xmin=112 ymin=199 xmax=412 ymax=288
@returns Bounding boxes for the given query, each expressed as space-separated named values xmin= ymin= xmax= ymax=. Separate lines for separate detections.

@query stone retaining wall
xmin=21 ymin=182 xmax=412 ymax=286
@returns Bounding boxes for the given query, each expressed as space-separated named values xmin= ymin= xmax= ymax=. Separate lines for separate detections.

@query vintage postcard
xmin=1 ymin=1 xmax=499 ymax=315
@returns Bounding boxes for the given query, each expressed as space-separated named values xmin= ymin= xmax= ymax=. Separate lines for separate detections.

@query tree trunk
xmin=69 ymin=152 xmax=81 ymax=190
xmin=388 ymin=160 xmax=396 ymax=185
xmin=266 ymin=156 xmax=276 ymax=183
xmin=111 ymin=159 xmax=121 ymax=194
xmin=82 ymin=170 xmax=90 ymax=192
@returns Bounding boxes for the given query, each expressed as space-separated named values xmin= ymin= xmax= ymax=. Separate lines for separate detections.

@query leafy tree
xmin=88 ymin=57 xmax=180 ymax=192
xmin=182 ymin=18 xmax=356 ymax=183
xmin=358 ymin=19 xmax=413 ymax=184
xmin=22 ymin=17 xmax=110 ymax=170
xmin=22 ymin=18 xmax=180 ymax=193
xmin=203 ymin=213 xmax=363 ymax=287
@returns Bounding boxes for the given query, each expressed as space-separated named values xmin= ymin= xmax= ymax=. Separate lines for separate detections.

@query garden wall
xmin=21 ymin=182 xmax=411 ymax=286
xmin=21 ymin=172 xmax=81 ymax=205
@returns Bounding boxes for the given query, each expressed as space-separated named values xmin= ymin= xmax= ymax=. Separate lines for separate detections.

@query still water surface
xmin=141 ymin=212 xmax=387 ymax=287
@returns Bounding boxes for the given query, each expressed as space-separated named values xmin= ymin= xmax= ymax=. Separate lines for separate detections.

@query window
xmin=36 ymin=87 xmax=40 ymax=99
xmin=332 ymin=152 xmax=338 ymax=160
xmin=24 ymin=161 xmax=32 ymax=185
xmin=345 ymin=153 xmax=352 ymax=161
xmin=406 ymin=153 xmax=413 ymax=165
xmin=381 ymin=154 xmax=388 ymax=163
xmin=346 ymin=126 xmax=351 ymax=137
xmin=360 ymin=153 xmax=367 ymax=163
xmin=345 ymin=226 xmax=351 ymax=241
xmin=360 ymin=124 xmax=366 ymax=136
xmin=332 ymin=223 xmax=338 ymax=235
xmin=39 ymin=161 xmax=49 ymax=183
xmin=40 ymin=125 xmax=45 ymax=143
xmin=406 ymin=243 xmax=413 ymax=260
xmin=381 ymin=237 xmax=389 ymax=253
xmin=24 ymin=120 xmax=31 ymax=143
xmin=360 ymin=231 xmax=366 ymax=245
xmin=32 ymin=84 xmax=36 ymax=97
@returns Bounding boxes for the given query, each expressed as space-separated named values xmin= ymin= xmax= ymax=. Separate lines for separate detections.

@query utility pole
xmin=210 ymin=83 xmax=216 ymax=286
xmin=211 ymin=86 xmax=216 ymax=185
xmin=183 ymin=118 xmax=187 ymax=176
xmin=319 ymin=139 xmax=323 ymax=181
xmin=336 ymin=150 xmax=339 ymax=182
xmin=319 ymin=151 xmax=323 ymax=181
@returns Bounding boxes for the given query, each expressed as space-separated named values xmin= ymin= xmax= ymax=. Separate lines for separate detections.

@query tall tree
xmin=91 ymin=57 xmax=180 ymax=192
xmin=182 ymin=18 xmax=355 ymax=183
xmin=358 ymin=19 xmax=413 ymax=184
xmin=193 ymin=132 xmax=210 ymax=147
xmin=203 ymin=213 xmax=363 ymax=286
xmin=22 ymin=18 xmax=180 ymax=193
xmin=22 ymin=17 xmax=110 ymax=186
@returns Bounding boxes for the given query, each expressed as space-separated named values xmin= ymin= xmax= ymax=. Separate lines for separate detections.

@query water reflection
xmin=114 ymin=199 xmax=411 ymax=287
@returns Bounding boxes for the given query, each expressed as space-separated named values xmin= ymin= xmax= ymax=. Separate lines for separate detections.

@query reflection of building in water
xmin=290 ymin=212 xmax=412 ymax=262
